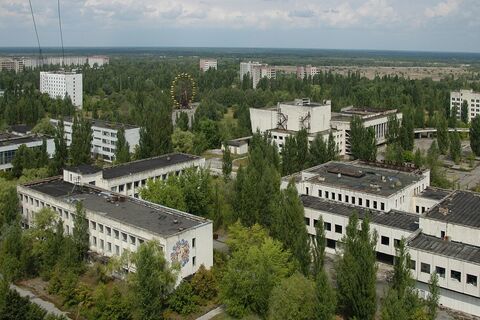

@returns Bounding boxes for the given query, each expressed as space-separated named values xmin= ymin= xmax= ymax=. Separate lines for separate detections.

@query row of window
xmin=419 ymin=262 xmax=478 ymax=286
xmin=306 ymin=187 xmax=387 ymax=211
xmin=111 ymin=170 xmax=185 ymax=193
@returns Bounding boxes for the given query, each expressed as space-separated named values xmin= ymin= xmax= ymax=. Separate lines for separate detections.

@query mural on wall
xmin=171 ymin=239 xmax=190 ymax=267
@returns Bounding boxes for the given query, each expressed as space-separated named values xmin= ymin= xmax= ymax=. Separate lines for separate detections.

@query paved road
xmin=196 ymin=306 xmax=223 ymax=320
xmin=10 ymin=284 xmax=70 ymax=319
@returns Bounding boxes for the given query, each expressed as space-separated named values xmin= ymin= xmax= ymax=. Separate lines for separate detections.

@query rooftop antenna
xmin=28 ymin=0 xmax=43 ymax=64
xmin=57 ymin=0 xmax=65 ymax=66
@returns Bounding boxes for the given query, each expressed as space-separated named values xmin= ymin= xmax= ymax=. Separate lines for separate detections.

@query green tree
xmin=176 ymin=112 xmax=190 ymax=131
xmin=172 ymin=128 xmax=195 ymax=154
xmin=32 ymin=117 xmax=56 ymax=135
xmin=0 ymin=225 xmax=26 ymax=281
xmin=138 ymin=100 xmax=173 ymax=158
xmin=413 ymin=148 xmax=424 ymax=168
xmin=336 ymin=213 xmax=377 ymax=320
xmin=72 ymin=202 xmax=89 ymax=262
xmin=385 ymin=143 xmax=404 ymax=166
xmin=220 ymin=223 xmax=294 ymax=318
xmin=427 ymin=272 xmax=440 ymax=320
xmin=309 ymin=133 xmax=328 ymax=167
xmin=222 ymin=143 xmax=232 ymax=179
xmin=296 ymin=129 xmax=309 ymax=170
xmin=11 ymin=144 xmax=35 ymax=177
xmin=461 ymin=100 xmax=469 ymax=124
xmin=327 ymin=131 xmax=337 ymax=161
xmin=350 ymin=116 xmax=377 ymax=161
xmin=272 ymin=181 xmax=310 ymax=275
xmin=281 ymin=135 xmax=298 ymax=175
xmin=449 ymin=130 xmax=461 ymax=164
xmin=267 ymin=273 xmax=317 ymax=320
xmin=0 ymin=187 xmax=19 ymax=229
xmin=36 ymin=139 xmax=49 ymax=168
xmin=70 ymin=115 xmax=92 ymax=166
xmin=436 ymin=114 xmax=449 ymax=155
xmin=470 ymin=116 xmax=480 ymax=156
xmin=140 ymin=176 xmax=187 ymax=211
xmin=50 ymin=118 xmax=68 ymax=175
xmin=386 ymin=114 xmax=400 ymax=144
xmin=130 ymin=241 xmax=178 ymax=320
xmin=114 ymin=127 xmax=131 ymax=164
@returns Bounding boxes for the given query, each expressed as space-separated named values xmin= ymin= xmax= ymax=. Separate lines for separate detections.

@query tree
xmin=385 ymin=143 xmax=404 ymax=166
xmin=36 ymin=139 xmax=49 ymax=168
xmin=309 ymin=133 xmax=328 ymax=166
xmin=172 ymin=128 xmax=195 ymax=154
xmin=271 ymin=181 xmax=310 ymax=275
xmin=336 ymin=213 xmax=377 ymax=320
xmin=70 ymin=115 xmax=92 ymax=166
xmin=0 ymin=186 xmax=19 ymax=229
xmin=470 ymin=116 xmax=480 ymax=156
xmin=130 ymin=241 xmax=178 ymax=320
xmin=50 ymin=118 xmax=68 ymax=175
xmin=138 ymin=100 xmax=173 ymax=158
xmin=461 ymin=100 xmax=469 ymax=124
xmin=176 ymin=112 xmax=190 ymax=131
xmin=11 ymin=144 xmax=35 ymax=177
xmin=436 ymin=114 xmax=449 ymax=155
xmin=413 ymin=148 xmax=424 ymax=168
xmin=222 ymin=143 xmax=232 ymax=179
xmin=311 ymin=216 xmax=326 ymax=277
xmin=296 ymin=129 xmax=309 ymax=170
xmin=281 ymin=135 xmax=298 ymax=175
xmin=267 ymin=273 xmax=317 ymax=320
xmin=449 ymin=130 xmax=461 ymax=164
xmin=114 ymin=127 xmax=130 ymax=164
xmin=386 ymin=114 xmax=400 ymax=144
xmin=140 ymin=176 xmax=187 ymax=211
xmin=327 ymin=131 xmax=337 ymax=161
xmin=220 ymin=223 xmax=294 ymax=318
xmin=399 ymin=110 xmax=415 ymax=151
xmin=350 ymin=116 xmax=377 ymax=161
xmin=72 ymin=202 xmax=89 ymax=262
xmin=426 ymin=272 xmax=440 ymax=320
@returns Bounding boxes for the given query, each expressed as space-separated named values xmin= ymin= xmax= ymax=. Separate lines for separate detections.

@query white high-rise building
xmin=199 ymin=59 xmax=217 ymax=72
xmin=40 ymin=71 xmax=83 ymax=108
xmin=240 ymin=61 xmax=276 ymax=89
xmin=450 ymin=90 xmax=480 ymax=123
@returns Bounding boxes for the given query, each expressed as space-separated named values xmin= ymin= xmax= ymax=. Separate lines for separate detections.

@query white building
xmin=63 ymin=153 xmax=205 ymax=198
xmin=199 ymin=59 xmax=217 ymax=72
xmin=0 ymin=132 xmax=55 ymax=171
xmin=19 ymin=56 xmax=109 ymax=69
xmin=297 ymin=65 xmax=319 ymax=79
xmin=240 ymin=61 xmax=276 ymax=89
xmin=17 ymin=177 xmax=213 ymax=280
xmin=284 ymin=161 xmax=480 ymax=317
xmin=40 ymin=71 xmax=83 ymax=108
xmin=51 ymin=118 xmax=140 ymax=163
xmin=450 ymin=90 xmax=480 ymax=123
xmin=0 ymin=57 xmax=25 ymax=73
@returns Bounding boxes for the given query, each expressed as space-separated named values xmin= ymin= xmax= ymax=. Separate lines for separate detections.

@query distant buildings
xmin=240 ymin=61 xmax=276 ymax=89
xmin=284 ymin=160 xmax=480 ymax=317
xmin=250 ymin=98 xmax=401 ymax=156
xmin=199 ymin=59 xmax=217 ymax=72
xmin=0 ymin=55 xmax=109 ymax=72
xmin=0 ymin=132 xmax=55 ymax=171
xmin=451 ymin=89 xmax=480 ymax=123
xmin=296 ymin=65 xmax=319 ymax=79
xmin=40 ymin=71 xmax=83 ymax=108
xmin=51 ymin=118 xmax=140 ymax=163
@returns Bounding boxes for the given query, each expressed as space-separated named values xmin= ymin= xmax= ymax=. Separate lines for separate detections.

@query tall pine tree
xmin=70 ymin=115 xmax=92 ymax=166
xmin=114 ymin=127 xmax=131 ymax=164
xmin=138 ymin=99 xmax=173 ymax=158
xmin=50 ymin=118 xmax=68 ymax=174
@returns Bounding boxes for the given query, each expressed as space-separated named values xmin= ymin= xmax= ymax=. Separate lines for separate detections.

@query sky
xmin=0 ymin=0 xmax=479 ymax=52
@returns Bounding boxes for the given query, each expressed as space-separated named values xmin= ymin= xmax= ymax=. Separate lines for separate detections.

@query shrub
xmin=191 ymin=264 xmax=218 ymax=301
xmin=168 ymin=281 xmax=199 ymax=315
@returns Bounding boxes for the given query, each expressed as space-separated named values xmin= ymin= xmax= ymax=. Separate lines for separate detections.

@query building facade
xmin=51 ymin=118 xmax=140 ymax=163
xmin=63 ymin=153 xmax=205 ymax=198
xmin=0 ymin=133 xmax=55 ymax=171
xmin=40 ymin=71 xmax=83 ymax=108
xmin=240 ymin=61 xmax=276 ymax=89
xmin=18 ymin=178 xmax=213 ymax=280
xmin=199 ymin=59 xmax=217 ymax=72
xmin=450 ymin=90 xmax=480 ymax=123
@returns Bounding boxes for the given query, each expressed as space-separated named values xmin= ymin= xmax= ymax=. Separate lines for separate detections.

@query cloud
xmin=288 ymin=9 xmax=315 ymax=19
xmin=425 ymin=0 xmax=462 ymax=18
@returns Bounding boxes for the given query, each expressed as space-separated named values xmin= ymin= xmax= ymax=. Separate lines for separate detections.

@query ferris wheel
xmin=170 ymin=73 xmax=197 ymax=109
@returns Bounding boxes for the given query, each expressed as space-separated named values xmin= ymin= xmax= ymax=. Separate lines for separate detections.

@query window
xmin=130 ymin=235 xmax=136 ymax=245
xmin=394 ymin=239 xmax=400 ymax=247
xmin=114 ymin=229 xmax=119 ymax=239
xmin=381 ymin=202 xmax=385 ymax=211
xmin=421 ymin=263 xmax=430 ymax=274
xmin=331 ymin=192 xmax=335 ymax=200
xmin=352 ymin=196 xmax=356 ymax=204
xmin=91 ymin=221 xmax=96 ymax=230
xmin=127 ymin=183 xmax=132 ymax=190
xmin=338 ymin=194 xmax=342 ymax=202
xmin=134 ymin=181 xmax=139 ymax=188
xmin=318 ymin=190 xmax=322 ymax=197
xmin=106 ymin=227 xmax=111 ymax=236
xmin=436 ymin=266 xmax=446 ymax=278
xmin=192 ymin=238 xmax=196 ymax=248
xmin=381 ymin=236 xmax=390 ymax=246
xmin=122 ymin=232 xmax=127 ymax=242
xmin=324 ymin=222 xmax=331 ymax=231
xmin=345 ymin=195 xmax=349 ymax=203
xmin=325 ymin=191 xmax=329 ymax=198
xmin=467 ymin=274 xmax=478 ymax=286
xmin=99 ymin=224 xmax=103 ymax=233
xmin=100 ymin=239 xmax=104 ymax=249
xmin=335 ymin=224 xmax=342 ymax=234
xmin=192 ymin=256 xmax=196 ymax=266
xmin=359 ymin=198 xmax=363 ymax=206
xmin=115 ymin=245 xmax=120 ymax=255
xmin=451 ymin=270 xmax=461 ymax=282
xmin=440 ymin=231 xmax=445 ymax=239
xmin=92 ymin=236 xmax=97 ymax=246
xmin=373 ymin=201 xmax=377 ymax=209
xmin=366 ymin=199 xmax=370 ymax=208
xmin=119 ymin=185 xmax=125 ymax=192
xmin=306 ymin=187 xmax=309 ymax=195
xmin=107 ymin=242 xmax=112 ymax=252
xmin=305 ymin=217 xmax=311 ymax=226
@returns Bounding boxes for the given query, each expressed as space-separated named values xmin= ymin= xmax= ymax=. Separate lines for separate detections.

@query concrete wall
xmin=250 ymin=108 xmax=277 ymax=133
xmin=419 ymin=217 xmax=480 ymax=246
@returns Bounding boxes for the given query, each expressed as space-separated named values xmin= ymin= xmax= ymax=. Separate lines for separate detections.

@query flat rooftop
xmin=300 ymin=161 xmax=426 ymax=197
xmin=302 ymin=195 xmax=419 ymax=232
xmin=280 ymin=100 xmax=330 ymax=108
xmin=102 ymin=153 xmax=202 ymax=179
xmin=25 ymin=178 xmax=209 ymax=237
xmin=62 ymin=117 xmax=138 ymax=130
xmin=425 ymin=190 xmax=480 ymax=229
xmin=64 ymin=164 xmax=102 ymax=175
xmin=417 ymin=187 xmax=452 ymax=201
xmin=0 ymin=133 xmax=43 ymax=147
xmin=408 ymin=233 xmax=480 ymax=265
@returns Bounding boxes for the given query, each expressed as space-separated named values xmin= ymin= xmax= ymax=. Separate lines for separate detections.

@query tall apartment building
xmin=199 ymin=59 xmax=217 ymax=72
xmin=40 ymin=71 xmax=83 ymax=108
xmin=240 ymin=61 xmax=276 ymax=89
xmin=450 ymin=90 xmax=480 ymax=123
xmin=297 ymin=65 xmax=319 ymax=79
xmin=284 ymin=161 xmax=480 ymax=317
xmin=0 ymin=57 xmax=25 ymax=73
xmin=50 ymin=118 xmax=140 ymax=163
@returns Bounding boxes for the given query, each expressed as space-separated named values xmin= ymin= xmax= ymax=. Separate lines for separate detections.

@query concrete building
xmin=221 ymin=137 xmax=251 ymax=155
xmin=63 ymin=153 xmax=205 ymax=198
xmin=0 ymin=57 xmax=25 ymax=73
xmin=17 ymin=177 xmax=213 ymax=280
xmin=199 ymin=59 xmax=217 ymax=72
xmin=0 ymin=132 xmax=55 ymax=171
xmin=284 ymin=161 xmax=480 ymax=317
xmin=240 ymin=61 xmax=276 ymax=89
xmin=51 ymin=118 xmax=140 ymax=163
xmin=297 ymin=65 xmax=319 ymax=79
xmin=450 ymin=90 xmax=480 ymax=123
xmin=19 ymin=55 xmax=109 ymax=69
xmin=40 ymin=71 xmax=83 ymax=108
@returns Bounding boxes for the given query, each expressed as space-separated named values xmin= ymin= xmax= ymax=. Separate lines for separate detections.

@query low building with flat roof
xmin=17 ymin=177 xmax=213 ymax=279
xmin=63 ymin=153 xmax=205 ymax=198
